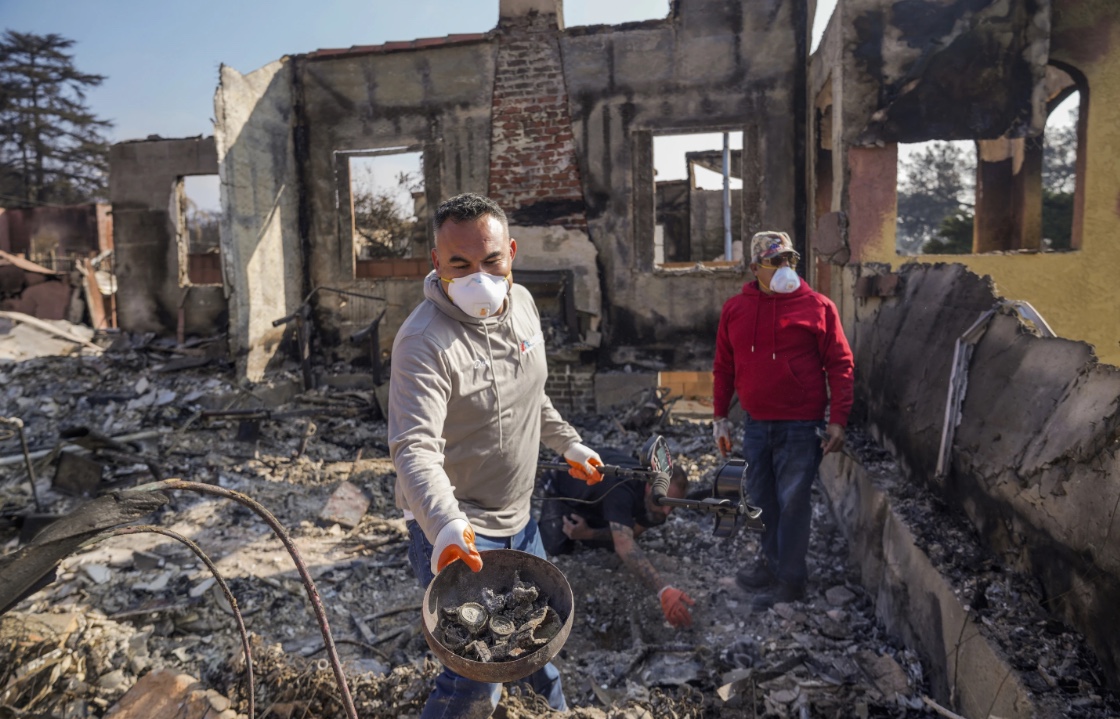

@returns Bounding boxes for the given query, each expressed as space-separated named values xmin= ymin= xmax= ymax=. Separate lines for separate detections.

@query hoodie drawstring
xmin=771 ymin=301 xmax=777 ymax=360
xmin=481 ymin=321 xmax=504 ymax=451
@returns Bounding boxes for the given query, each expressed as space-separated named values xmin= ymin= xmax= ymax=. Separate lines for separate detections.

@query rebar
xmin=0 ymin=417 xmax=43 ymax=512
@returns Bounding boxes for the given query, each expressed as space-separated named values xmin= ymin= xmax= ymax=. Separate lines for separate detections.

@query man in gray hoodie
xmin=389 ymin=193 xmax=604 ymax=719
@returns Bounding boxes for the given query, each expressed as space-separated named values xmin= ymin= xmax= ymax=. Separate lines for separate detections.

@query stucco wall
xmin=819 ymin=0 xmax=1120 ymax=366
xmin=109 ymin=137 xmax=226 ymax=337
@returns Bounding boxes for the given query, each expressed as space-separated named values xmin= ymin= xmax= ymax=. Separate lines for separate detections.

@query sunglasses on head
xmin=758 ymin=254 xmax=797 ymax=269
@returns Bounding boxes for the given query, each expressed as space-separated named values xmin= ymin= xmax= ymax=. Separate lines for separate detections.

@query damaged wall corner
xmin=109 ymin=136 xmax=226 ymax=338
xmin=213 ymin=59 xmax=303 ymax=381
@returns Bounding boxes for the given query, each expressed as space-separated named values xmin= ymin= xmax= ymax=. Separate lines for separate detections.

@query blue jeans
xmin=742 ymin=418 xmax=823 ymax=587
xmin=406 ymin=517 xmax=567 ymax=719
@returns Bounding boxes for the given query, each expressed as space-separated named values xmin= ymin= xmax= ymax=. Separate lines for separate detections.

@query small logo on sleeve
xmin=519 ymin=332 xmax=544 ymax=354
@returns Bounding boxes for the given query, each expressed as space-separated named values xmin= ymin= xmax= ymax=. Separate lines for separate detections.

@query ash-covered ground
xmin=1 ymin=343 xmax=1116 ymax=718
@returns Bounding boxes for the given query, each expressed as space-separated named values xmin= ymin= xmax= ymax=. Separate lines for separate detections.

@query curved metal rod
xmin=0 ymin=417 xmax=43 ymax=512
xmin=104 ymin=525 xmax=255 ymax=719
xmin=135 ymin=479 xmax=357 ymax=719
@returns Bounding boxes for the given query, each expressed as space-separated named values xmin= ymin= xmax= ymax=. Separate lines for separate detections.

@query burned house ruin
xmin=1 ymin=0 xmax=1118 ymax=716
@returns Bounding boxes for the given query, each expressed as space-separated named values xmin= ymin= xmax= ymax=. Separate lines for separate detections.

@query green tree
xmin=922 ymin=211 xmax=974 ymax=254
xmin=1041 ymin=190 xmax=1074 ymax=251
xmin=896 ymin=141 xmax=975 ymax=255
xmin=0 ymin=31 xmax=112 ymax=206
xmin=352 ymin=171 xmax=423 ymax=260
xmin=1041 ymin=114 xmax=1077 ymax=250
xmin=1043 ymin=122 xmax=1076 ymax=195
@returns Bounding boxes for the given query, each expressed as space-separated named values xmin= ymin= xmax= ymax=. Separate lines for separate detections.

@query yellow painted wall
xmin=854 ymin=2 xmax=1120 ymax=367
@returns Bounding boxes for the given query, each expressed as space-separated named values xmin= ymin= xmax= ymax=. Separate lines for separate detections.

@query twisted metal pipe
xmin=0 ymin=417 xmax=42 ymax=512
xmin=104 ymin=525 xmax=256 ymax=718
xmin=134 ymin=479 xmax=357 ymax=719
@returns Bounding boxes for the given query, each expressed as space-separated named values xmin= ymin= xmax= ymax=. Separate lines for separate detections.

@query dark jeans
xmin=406 ymin=517 xmax=567 ymax=719
xmin=741 ymin=418 xmax=823 ymax=587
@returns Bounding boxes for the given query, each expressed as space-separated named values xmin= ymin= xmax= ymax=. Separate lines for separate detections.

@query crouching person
xmin=538 ymin=447 xmax=696 ymax=629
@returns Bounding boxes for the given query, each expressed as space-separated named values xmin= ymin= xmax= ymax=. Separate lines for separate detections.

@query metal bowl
xmin=421 ymin=549 xmax=574 ymax=682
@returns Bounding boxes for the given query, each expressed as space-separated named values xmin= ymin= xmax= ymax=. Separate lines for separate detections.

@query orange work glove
xmin=431 ymin=518 xmax=483 ymax=574
xmin=658 ymin=586 xmax=696 ymax=628
xmin=563 ymin=442 xmax=604 ymax=484
xmin=713 ymin=417 xmax=733 ymax=457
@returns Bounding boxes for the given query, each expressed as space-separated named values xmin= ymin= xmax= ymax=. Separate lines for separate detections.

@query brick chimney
xmin=489 ymin=0 xmax=587 ymax=229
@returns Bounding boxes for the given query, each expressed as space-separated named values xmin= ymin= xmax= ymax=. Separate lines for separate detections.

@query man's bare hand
xmin=562 ymin=514 xmax=591 ymax=541
xmin=822 ymin=423 xmax=845 ymax=454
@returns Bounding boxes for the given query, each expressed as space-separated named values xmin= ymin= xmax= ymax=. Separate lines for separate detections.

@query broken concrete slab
xmin=852 ymin=263 xmax=1120 ymax=689
xmin=103 ymin=668 xmax=239 ymax=719
xmin=820 ymin=443 xmax=1078 ymax=719
xmin=0 ymin=312 xmax=101 ymax=361
xmin=52 ymin=451 xmax=104 ymax=495
xmin=318 ymin=480 xmax=370 ymax=530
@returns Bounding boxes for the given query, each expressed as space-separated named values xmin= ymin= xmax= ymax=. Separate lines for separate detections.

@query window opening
xmin=178 ymin=174 xmax=222 ymax=286
xmin=811 ymin=0 xmax=838 ymax=54
xmin=652 ymin=131 xmax=743 ymax=267
xmin=895 ymin=140 xmax=976 ymax=255
xmin=1041 ymin=91 xmax=1078 ymax=251
xmin=350 ymin=151 xmax=424 ymax=261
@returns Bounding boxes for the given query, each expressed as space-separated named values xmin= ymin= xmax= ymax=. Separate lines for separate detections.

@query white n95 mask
xmin=769 ymin=266 xmax=801 ymax=294
xmin=443 ymin=272 xmax=510 ymax=317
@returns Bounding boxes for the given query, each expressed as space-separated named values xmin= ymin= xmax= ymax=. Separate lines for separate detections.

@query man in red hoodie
xmin=712 ymin=230 xmax=854 ymax=610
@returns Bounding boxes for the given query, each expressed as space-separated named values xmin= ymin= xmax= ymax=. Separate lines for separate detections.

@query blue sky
xmin=1 ymin=0 xmax=837 ymax=209
xmin=0 ymin=0 xmax=672 ymax=141
xmin=1 ymin=0 xmax=836 ymax=143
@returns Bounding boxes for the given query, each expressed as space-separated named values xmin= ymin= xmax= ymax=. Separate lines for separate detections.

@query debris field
xmin=1 ymin=335 xmax=1118 ymax=718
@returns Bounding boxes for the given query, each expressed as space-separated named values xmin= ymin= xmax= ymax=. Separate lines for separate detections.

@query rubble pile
xmin=1 ymin=346 xmax=1118 ymax=717
xmin=846 ymin=429 xmax=1120 ymax=715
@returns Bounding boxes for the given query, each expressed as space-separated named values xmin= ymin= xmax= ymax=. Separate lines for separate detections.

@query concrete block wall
xmin=109 ymin=136 xmax=226 ymax=338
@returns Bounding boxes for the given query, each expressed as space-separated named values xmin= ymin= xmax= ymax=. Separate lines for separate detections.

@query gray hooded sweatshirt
xmin=389 ymin=271 xmax=582 ymax=542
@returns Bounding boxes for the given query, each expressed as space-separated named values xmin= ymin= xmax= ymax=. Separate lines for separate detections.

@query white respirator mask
xmin=769 ymin=266 xmax=801 ymax=294
xmin=443 ymin=272 xmax=511 ymax=317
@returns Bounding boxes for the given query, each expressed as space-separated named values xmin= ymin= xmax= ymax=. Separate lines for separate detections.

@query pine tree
xmin=0 ymin=31 xmax=112 ymax=206
xmin=896 ymin=141 xmax=975 ymax=255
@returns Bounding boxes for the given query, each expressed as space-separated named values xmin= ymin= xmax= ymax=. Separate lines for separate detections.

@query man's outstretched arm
xmin=610 ymin=522 xmax=694 ymax=628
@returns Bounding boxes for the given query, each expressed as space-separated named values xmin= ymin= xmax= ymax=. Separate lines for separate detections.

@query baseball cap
xmin=749 ymin=231 xmax=800 ymax=264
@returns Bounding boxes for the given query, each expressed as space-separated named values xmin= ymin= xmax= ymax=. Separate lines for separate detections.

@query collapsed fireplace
xmin=516 ymin=269 xmax=579 ymax=347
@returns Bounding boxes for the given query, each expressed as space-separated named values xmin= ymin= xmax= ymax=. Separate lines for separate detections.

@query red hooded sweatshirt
xmin=713 ymin=278 xmax=854 ymax=426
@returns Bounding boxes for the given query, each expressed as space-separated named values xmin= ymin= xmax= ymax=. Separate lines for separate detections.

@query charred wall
xmin=0 ymin=204 xmax=111 ymax=259
xmin=850 ymin=262 xmax=1120 ymax=688
xmin=218 ymin=0 xmax=803 ymax=369
xmin=561 ymin=0 xmax=801 ymax=357
xmin=841 ymin=0 xmax=1050 ymax=146
xmin=289 ymin=38 xmax=495 ymax=355
xmin=109 ymin=136 xmax=227 ymax=337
